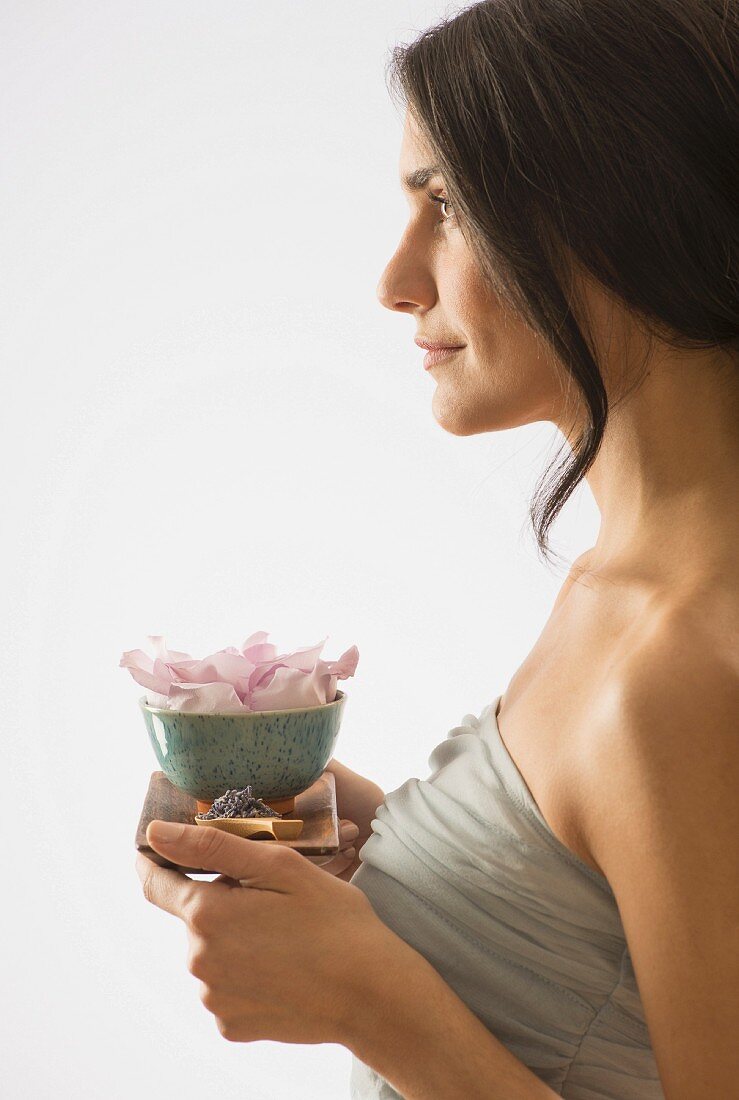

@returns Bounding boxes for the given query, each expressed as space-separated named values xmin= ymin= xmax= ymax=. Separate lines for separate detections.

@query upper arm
xmin=577 ymin=637 xmax=739 ymax=1098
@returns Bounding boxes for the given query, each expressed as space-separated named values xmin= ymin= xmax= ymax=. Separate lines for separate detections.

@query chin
xmin=430 ymin=391 xmax=503 ymax=436
xmin=434 ymin=418 xmax=480 ymax=437
xmin=431 ymin=409 xmax=486 ymax=437
xmin=432 ymin=386 xmax=554 ymax=435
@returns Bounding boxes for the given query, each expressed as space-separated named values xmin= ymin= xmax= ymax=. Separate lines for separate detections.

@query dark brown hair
xmin=387 ymin=0 xmax=738 ymax=566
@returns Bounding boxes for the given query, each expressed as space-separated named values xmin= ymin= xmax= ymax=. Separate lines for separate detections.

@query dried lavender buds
xmin=196 ymin=785 xmax=284 ymax=820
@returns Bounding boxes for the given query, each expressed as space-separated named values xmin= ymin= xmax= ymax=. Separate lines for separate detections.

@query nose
xmin=376 ymin=233 xmax=436 ymax=315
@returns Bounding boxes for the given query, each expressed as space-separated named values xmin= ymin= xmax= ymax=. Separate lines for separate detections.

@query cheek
xmin=447 ymin=260 xmax=506 ymax=345
xmin=454 ymin=275 xmax=545 ymax=388
xmin=434 ymin=319 xmax=562 ymax=432
xmin=434 ymin=257 xmax=564 ymax=424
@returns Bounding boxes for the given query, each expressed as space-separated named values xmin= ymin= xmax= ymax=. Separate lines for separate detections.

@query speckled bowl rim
xmin=138 ymin=688 xmax=346 ymax=717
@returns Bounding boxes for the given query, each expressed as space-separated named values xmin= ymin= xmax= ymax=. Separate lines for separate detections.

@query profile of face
xmin=376 ymin=112 xmax=581 ymax=436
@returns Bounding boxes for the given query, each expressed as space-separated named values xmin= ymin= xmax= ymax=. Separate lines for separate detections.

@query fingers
xmin=306 ymin=848 xmax=356 ymax=874
xmin=135 ymin=851 xmax=205 ymax=921
xmin=144 ymin=820 xmax=299 ymax=892
xmin=340 ymin=819 xmax=360 ymax=845
xmin=306 ymin=819 xmax=359 ymax=874
xmin=139 ymin=818 xmax=362 ymax=901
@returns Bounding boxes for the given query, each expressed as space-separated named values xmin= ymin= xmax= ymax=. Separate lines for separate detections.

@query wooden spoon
xmin=194 ymin=816 xmax=304 ymax=840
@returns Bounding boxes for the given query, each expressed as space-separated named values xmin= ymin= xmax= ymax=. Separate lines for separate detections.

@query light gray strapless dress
xmin=349 ymin=696 xmax=663 ymax=1099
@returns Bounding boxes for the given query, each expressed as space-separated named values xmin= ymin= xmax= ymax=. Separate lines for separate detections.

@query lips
xmin=414 ymin=338 xmax=465 ymax=352
xmin=415 ymin=337 xmax=466 ymax=370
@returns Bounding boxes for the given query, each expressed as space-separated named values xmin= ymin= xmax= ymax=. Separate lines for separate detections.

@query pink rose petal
xmin=166 ymin=681 xmax=246 ymax=713
xmin=165 ymin=650 xmax=254 ymax=697
xmin=144 ymin=690 xmax=171 ymax=708
xmin=119 ymin=649 xmax=175 ymax=695
xmin=121 ymin=633 xmax=358 ymax=713
xmin=250 ymin=665 xmax=326 ymax=711
xmin=247 ymin=638 xmax=327 ymax=692
xmin=146 ymin=635 xmax=193 ymax=663
xmin=241 ymin=633 xmax=277 ymax=666
xmin=325 ymin=644 xmax=360 ymax=678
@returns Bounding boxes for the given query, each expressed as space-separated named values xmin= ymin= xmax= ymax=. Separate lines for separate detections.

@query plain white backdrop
xmin=2 ymin=2 xmax=599 ymax=1097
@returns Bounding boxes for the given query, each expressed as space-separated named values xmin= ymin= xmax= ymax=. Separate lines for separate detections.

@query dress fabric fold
xmin=349 ymin=696 xmax=663 ymax=1099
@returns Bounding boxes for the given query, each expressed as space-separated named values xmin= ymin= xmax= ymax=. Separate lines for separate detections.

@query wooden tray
xmin=136 ymin=770 xmax=339 ymax=872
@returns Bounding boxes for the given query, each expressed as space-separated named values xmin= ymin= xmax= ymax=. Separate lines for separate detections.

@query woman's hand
xmin=309 ymin=759 xmax=385 ymax=880
xmin=135 ymin=819 xmax=397 ymax=1046
xmin=305 ymin=817 xmax=361 ymax=876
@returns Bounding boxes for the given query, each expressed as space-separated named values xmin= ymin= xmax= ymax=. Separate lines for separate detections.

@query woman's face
xmin=377 ymin=112 xmax=570 ymax=435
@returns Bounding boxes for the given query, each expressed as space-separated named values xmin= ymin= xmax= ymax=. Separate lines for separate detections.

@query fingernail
xmin=148 ymin=821 xmax=184 ymax=844
xmin=340 ymin=822 xmax=359 ymax=840
xmin=343 ymin=847 xmax=356 ymax=860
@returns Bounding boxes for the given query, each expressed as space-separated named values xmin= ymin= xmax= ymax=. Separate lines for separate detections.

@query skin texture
xmin=377 ymin=113 xmax=739 ymax=583
xmin=135 ymin=821 xmax=404 ymax=1046
xmin=377 ymin=116 xmax=566 ymax=438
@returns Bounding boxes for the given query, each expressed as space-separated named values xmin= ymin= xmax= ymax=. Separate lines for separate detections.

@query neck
xmin=565 ymin=343 xmax=739 ymax=579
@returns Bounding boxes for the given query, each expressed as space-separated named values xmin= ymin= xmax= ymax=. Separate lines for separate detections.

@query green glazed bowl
xmin=139 ymin=690 xmax=347 ymax=803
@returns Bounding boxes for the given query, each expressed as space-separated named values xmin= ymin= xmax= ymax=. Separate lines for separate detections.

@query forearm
xmin=344 ymin=929 xmax=559 ymax=1100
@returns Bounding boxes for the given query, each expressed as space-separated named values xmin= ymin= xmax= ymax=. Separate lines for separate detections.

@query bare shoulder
xmin=586 ymin=588 xmax=736 ymax=766
xmin=569 ymin=597 xmax=739 ymax=1093
xmin=621 ymin=589 xmax=737 ymax=730
xmin=574 ymin=590 xmax=739 ymax=873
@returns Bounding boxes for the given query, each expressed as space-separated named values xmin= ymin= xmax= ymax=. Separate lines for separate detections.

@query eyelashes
xmin=427 ymin=192 xmax=456 ymax=222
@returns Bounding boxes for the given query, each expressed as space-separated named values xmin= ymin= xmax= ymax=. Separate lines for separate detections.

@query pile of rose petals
xmin=120 ymin=632 xmax=359 ymax=713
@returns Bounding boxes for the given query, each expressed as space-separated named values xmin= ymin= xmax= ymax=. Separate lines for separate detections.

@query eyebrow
xmin=401 ymin=164 xmax=442 ymax=192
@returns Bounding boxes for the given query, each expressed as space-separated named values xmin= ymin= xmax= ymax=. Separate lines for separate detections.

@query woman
xmin=332 ymin=0 xmax=738 ymax=1094
xmin=138 ymin=2 xmax=737 ymax=1096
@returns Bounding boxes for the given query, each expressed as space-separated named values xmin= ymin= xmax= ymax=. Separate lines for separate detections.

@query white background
xmin=1 ymin=2 xmax=599 ymax=1097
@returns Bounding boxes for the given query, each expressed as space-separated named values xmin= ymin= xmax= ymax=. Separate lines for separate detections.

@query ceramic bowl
xmin=140 ymin=690 xmax=347 ymax=806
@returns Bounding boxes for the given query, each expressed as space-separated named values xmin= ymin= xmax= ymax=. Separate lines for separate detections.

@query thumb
xmin=146 ymin=820 xmax=301 ymax=890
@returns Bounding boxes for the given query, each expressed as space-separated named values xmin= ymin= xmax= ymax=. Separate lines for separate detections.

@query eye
xmin=427 ymin=192 xmax=456 ymax=222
